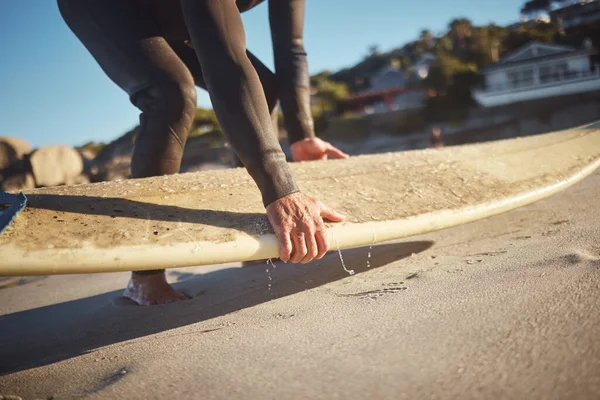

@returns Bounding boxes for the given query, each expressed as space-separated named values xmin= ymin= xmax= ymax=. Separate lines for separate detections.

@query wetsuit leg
xmin=57 ymin=0 xmax=197 ymax=177
xmin=57 ymin=0 xmax=197 ymax=276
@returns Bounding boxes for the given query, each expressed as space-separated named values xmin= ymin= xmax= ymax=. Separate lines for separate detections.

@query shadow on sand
xmin=0 ymin=240 xmax=433 ymax=375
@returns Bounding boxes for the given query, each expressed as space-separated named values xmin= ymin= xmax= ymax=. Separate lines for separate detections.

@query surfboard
xmin=1 ymin=123 xmax=599 ymax=276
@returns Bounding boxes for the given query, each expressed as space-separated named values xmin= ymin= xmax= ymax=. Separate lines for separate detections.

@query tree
xmin=190 ymin=107 xmax=220 ymax=137
xmin=520 ymin=0 xmax=552 ymax=17
xmin=468 ymin=24 xmax=507 ymax=65
xmin=448 ymin=18 xmax=474 ymax=61
xmin=520 ymin=0 xmax=581 ymax=19
xmin=419 ymin=29 xmax=435 ymax=51
xmin=310 ymin=73 xmax=350 ymax=116
xmin=503 ymin=22 xmax=560 ymax=53
xmin=435 ymin=35 xmax=454 ymax=55
xmin=424 ymin=53 xmax=477 ymax=95
xmin=368 ymin=45 xmax=380 ymax=57
xmin=415 ymin=29 xmax=435 ymax=55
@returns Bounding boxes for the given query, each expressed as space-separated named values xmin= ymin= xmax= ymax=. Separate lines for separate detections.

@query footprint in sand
xmin=274 ymin=313 xmax=295 ymax=320
xmin=338 ymin=282 xmax=408 ymax=300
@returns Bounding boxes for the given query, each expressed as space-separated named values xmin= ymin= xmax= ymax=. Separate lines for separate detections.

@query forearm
xmin=269 ymin=0 xmax=315 ymax=144
xmin=181 ymin=0 xmax=299 ymax=206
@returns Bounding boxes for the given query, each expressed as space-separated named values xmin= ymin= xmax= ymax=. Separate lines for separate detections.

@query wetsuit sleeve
xmin=180 ymin=0 xmax=299 ymax=206
xmin=269 ymin=0 xmax=316 ymax=144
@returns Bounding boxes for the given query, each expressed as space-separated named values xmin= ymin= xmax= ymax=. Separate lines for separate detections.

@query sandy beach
xmin=1 ymin=167 xmax=599 ymax=399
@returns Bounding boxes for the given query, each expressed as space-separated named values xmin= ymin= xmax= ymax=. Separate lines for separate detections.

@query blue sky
xmin=0 ymin=0 xmax=525 ymax=148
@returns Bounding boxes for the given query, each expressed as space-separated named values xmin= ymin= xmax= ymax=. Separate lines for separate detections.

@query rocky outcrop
xmin=1 ymin=172 xmax=35 ymax=192
xmin=29 ymin=145 xmax=84 ymax=187
xmin=86 ymin=127 xmax=137 ymax=182
xmin=0 ymin=137 xmax=32 ymax=170
xmin=1 ymin=138 xmax=89 ymax=191
xmin=88 ymin=127 xmax=235 ymax=179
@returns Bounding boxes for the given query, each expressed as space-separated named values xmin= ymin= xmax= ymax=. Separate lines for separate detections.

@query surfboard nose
xmin=0 ymin=190 xmax=27 ymax=236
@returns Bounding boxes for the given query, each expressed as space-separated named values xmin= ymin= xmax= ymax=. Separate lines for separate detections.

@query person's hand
xmin=290 ymin=138 xmax=349 ymax=162
xmin=266 ymin=192 xmax=345 ymax=263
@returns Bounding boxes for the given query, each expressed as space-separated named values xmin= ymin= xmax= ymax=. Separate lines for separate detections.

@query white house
xmin=472 ymin=41 xmax=600 ymax=107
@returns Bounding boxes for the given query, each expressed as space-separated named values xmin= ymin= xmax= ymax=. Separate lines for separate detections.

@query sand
xmin=1 ymin=169 xmax=600 ymax=399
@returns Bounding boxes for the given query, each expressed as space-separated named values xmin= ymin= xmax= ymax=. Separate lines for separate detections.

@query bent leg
xmin=57 ymin=0 xmax=194 ymax=304
xmin=57 ymin=0 xmax=197 ymax=178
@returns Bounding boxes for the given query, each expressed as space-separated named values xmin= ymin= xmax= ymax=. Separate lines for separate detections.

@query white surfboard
xmin=1 ymin=122 xmax=599 ymax=275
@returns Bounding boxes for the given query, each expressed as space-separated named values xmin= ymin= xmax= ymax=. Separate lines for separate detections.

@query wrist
xmin=248 ymin=156 xmax=300 ymax=207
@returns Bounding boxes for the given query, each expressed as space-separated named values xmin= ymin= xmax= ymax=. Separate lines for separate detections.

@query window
xmin=521 ymin=68 xmax=534 ymax=86
xmin=539 ymin=66 xmax=551 ymax=83
xmin=507 ymin=71 xmax=519 ymax=88
xmin=554 ymin=63 xmax=568 ymax=79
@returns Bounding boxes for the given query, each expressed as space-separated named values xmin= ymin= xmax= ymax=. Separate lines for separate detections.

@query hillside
xmin=82 ymin=2 xmax=600 ymax=151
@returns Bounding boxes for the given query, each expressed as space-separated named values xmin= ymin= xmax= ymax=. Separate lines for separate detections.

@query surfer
xmin=57 ymin=0 xmax=349 ymax=305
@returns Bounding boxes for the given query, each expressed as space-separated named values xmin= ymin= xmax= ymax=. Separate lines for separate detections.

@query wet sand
xmin=1 ymin=170 xmax=599 ymax=399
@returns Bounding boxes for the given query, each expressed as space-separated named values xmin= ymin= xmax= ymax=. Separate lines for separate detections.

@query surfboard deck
xmin=1 ymin=123 xmax=599 ymax=275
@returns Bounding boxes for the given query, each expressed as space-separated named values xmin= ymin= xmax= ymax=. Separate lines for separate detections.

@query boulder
xmin=0 ymin=137 xmax=31 ymax=170
xmin=29 ymin=145 xmax=84 ymax=187
xmin=72 ymin=174 xmax=91 ymax=185
xmin=1 ymin=172 xmax=35 ymax=192
xmin=77 ymin=148 xmax=96 ymax=175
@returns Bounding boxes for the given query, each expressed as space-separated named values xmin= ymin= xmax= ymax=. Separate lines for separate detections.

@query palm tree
xmin=448 ymin=18 xmax=473 ymax=61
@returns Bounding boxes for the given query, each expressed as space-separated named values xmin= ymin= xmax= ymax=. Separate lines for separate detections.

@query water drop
xmin=367 ymin=232 xmax=376 ymax=268
xmin=334 ymin=237 xmax=354 ymax=275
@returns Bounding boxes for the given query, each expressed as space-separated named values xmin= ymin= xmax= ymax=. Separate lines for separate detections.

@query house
xmin=339 ymin=63 xmax=430 ymax=115
xmin=550 ymin=0 xmax=600 ymax=30
xmin=368 ymin=66 xmax=407 ymax=92
xmin=472 ymin=41 xmax=600 ymax=108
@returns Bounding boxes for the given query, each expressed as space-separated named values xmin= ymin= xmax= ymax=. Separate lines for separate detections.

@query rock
xmin=77 ymin=148 xmax=96 ymax=176
xmin=72 ymin=174 xmax=91 ymax=185
xmin=0 ymin=143 xmax=17 ymax=171
xmin=1 ymin=172 xmax=35 ymax=192
xmin=0 ymin=137 xmax=31 ymax=170
xmin=29 ymin=145 xmax=84 ymax=187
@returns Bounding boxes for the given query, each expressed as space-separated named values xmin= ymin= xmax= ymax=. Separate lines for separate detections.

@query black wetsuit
xmin=57 ymin=0 xmax=314 ymax=275
xmin=57 ymin=0 xmax=314 ymax=207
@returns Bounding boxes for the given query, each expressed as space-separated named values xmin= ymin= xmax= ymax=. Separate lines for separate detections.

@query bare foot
xmin=123 ymin=272 xmax=189 ymax=306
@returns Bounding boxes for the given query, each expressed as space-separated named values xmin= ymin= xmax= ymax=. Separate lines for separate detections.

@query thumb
xmin=325 ymin=143 xmax=349 ymax=159
xmin=320 ymin=202 xmax=345 ymax=222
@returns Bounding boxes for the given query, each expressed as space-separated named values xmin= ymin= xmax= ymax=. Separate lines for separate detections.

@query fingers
xmin=320 ymin=202 xmax=345 ymax=222
xmin=266 ymin=193 xmax=343 ymax=265
xmin=301 ymin=229 xmax=319 ymax=264
xmin=315 ymin=229 xmax=329 ymax=259
xmin=289 ymin=232 xmax=308 ymax=264
xmin=277 ymin=231 xmax=293 ymax=263
xmin=325 ymin=143 xmax=350 ymax=159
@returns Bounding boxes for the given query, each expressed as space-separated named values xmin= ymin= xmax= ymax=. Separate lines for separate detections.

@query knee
xmin=132 ymin=81 xmax=197 ymax=121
